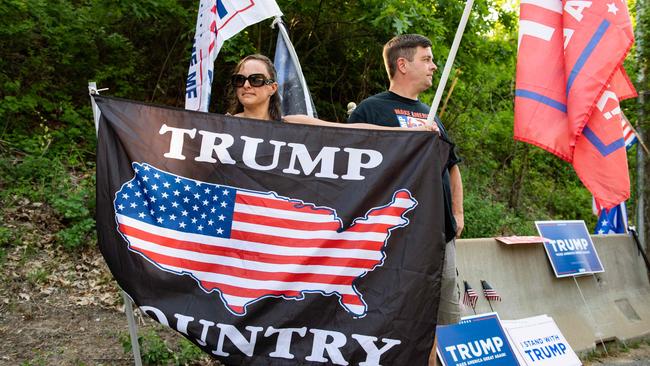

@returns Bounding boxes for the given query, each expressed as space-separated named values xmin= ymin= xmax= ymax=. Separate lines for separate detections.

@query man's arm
xmin=449 ymin=164 xmax=464 ymax=238
xmin=284 ymin=115 xmax=438 ymax=132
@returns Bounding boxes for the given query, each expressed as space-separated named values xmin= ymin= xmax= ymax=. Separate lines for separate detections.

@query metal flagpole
xmin=628 ymin=226 xmax=650 ymax=271
xmin=88 ymin=82 xmax=107 ymax=137
xmin=427 ymin=0 xmax=475 ymax=124
xmin=486 ymin=299 xmax=494 ymax=312
xmin=572 ymin=276 xmax=608 ymax=356
xmin=88 ymin=82 xmax=143 ymax=366
xmin=272 ymin=16 xmax=315 ymax=118
xmin=121 ymin=291 xmax=143 ymax=366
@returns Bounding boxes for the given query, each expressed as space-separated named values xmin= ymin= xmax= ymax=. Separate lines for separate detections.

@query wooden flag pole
xmin=629 ymin=122 xmax=650 ymax=154
xmin=439 ymin=70 xmax=461 ymax=119
xmin=427 ymin=0 xmax=475 ymax=124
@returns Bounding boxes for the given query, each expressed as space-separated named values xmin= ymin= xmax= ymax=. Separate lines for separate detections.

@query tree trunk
xmin=637 ymin=0 xmax=650 ymax=267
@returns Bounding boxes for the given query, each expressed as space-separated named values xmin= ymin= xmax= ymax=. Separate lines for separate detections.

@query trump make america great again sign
xmin=95 ymin=96 xmax=448 ymax=365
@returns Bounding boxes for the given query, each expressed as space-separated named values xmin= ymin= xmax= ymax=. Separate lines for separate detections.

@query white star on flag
xmin=607 ymin=3 xmax=618 ymax=14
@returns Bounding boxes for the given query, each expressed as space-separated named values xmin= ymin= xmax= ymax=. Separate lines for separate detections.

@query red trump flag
xmin=515 ymin=0 xmax=636 ymax=209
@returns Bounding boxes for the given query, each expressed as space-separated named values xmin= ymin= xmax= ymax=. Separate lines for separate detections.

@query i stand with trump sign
xmin=535 ymin=220 xmax=604 ymax=278
xmin=502 ymin=315 xmax=581 ymax=366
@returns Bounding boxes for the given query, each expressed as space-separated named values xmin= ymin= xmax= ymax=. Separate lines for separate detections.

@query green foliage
xmin=0 ymin=226 xmax=10 ymax=264
xmin=0 ymin=226 xmax=13 ymax=246
xmin=175 ymin=338 xmax=211 ymax=364
xmin=0 ymin=0 xmax=641 ymax=246
xmin=2 ymin=155 xmax=65 ymax=202
xmin=0 ymin=0 xmax=197 ymax=251
xmin=120 ymin=330 xmax=209 ymax=365
xmin=579 ymin=338 xmax=650 ymax=362
xmin=1 ymin=153 xmax=95 ymax=250
xmin=139 ymin=331 xmax=174 ymax=365
xmin=464 ymin=188 xmax=536 ymax=238
xmin=55 ymin=218 xmax=96 ymax=250
xmin=27 ymin=267 xmax=48 ymax=285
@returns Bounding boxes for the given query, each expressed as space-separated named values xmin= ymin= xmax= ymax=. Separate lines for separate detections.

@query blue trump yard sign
xmin=535 ymin=220 xmax=604 ymax=278
xmin=436 ymin=313 xmax=520 ymax=366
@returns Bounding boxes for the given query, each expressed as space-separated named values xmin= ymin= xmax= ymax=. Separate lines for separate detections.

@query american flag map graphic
xmin=114 ymin=162 xmax=417 ymax=317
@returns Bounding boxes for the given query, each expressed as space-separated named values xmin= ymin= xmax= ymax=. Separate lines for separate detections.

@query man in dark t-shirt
xmin=349 ymin=35 xmax=464 ymax=332
xmin=350 ymin=91 xmax=461 ymax=243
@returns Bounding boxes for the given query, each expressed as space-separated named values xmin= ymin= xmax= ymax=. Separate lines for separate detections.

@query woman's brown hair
xmin=227 ymin=54 xmax=282 ymax=121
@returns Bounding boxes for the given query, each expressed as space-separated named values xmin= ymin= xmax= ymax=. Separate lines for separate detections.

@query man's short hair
xmin=382 ymin=34 xmax=432 ymax=79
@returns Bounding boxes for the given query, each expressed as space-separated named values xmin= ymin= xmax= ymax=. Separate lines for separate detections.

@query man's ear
xmin=396 ymin=57 xmax=408 ymax=75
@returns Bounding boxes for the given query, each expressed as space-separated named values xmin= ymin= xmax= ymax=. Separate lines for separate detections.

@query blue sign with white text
xmin=535 ymin=220 xmax=604 ymax=278
xmin=437 ymin=313 xmax=520 ymax=366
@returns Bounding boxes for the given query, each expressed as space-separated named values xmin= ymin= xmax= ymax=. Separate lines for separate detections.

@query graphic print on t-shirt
xmin=395 ymin=109 xmax=429 ymax=128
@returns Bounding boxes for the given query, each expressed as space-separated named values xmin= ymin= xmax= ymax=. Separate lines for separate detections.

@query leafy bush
xmin=0 ymin=226 xmax=11 ymax=264
xmin=121 ymin=329 xmax=210 ymax=365
xmin=0 ymin=226 xmax=12 ymax=246
xmin=55 ymin=218 xmax=95 ymax=250
xmin=1 ymin=152 xmax=96 ymax=250
xmin=463 ymin=185 xmax=537 ymax=238
xmin=175 ymin=338 xmax=211 ymax=365
xmin=139 ymin=331 xmax=174 ymax=365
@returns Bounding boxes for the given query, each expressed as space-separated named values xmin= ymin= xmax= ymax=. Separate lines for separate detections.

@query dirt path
xmin=0 ymin=230 xmax=137 ymax=365
xmin=0 ymin=242 xmax=214 ymax=365
xmin=1 ymin=295 xmax=133 ymax=365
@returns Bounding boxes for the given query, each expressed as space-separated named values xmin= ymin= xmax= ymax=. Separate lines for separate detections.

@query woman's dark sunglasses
xmin=231 ymin=73 xmax=275 ymax=88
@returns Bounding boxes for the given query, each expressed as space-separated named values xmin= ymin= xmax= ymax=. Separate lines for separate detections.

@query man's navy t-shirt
xmin=348 ymin=91 xmax=461 ymax=242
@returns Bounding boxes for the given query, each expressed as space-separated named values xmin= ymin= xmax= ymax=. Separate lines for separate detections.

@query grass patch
xmin=27 ymin=268 xmax=49 ymax=285
xmin=120 ymin=326 xmax=215 ymax=365
xmin=580 ymin=337 xmax=650 ymax=364
xmin=1 ymin=152 xmax=96 ymax=252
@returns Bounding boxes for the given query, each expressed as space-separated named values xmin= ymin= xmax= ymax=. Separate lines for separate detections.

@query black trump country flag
xmin=95 ymin=96 xmax=450 ymax=365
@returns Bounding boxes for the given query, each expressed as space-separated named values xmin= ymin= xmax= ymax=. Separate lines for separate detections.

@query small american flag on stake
xmin=481 ymin=280 xmax=501 ymax=301
xmin=462 ymin=281 xmax=478 ymax=308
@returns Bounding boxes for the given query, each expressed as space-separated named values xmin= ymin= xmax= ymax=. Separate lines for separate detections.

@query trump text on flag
xmin=158 ymin=124 xmax=384 ymax=181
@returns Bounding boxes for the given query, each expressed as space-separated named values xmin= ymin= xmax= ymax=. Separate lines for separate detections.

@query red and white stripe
xmin=116 ymin=190 xmax=416 ymax=316
xmin=483 ymin=290 xmax=501 ymax=301
xmin=463 ymin=290 xmax=478 ymax=308
xmin=621 ymin=114 xmax=637 ymax=147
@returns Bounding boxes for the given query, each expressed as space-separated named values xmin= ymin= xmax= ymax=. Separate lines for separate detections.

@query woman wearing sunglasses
xmin=227 ymin=54 xmax=282 ymax=121
xmin=227 ymin=54 xmax=438 ymax=133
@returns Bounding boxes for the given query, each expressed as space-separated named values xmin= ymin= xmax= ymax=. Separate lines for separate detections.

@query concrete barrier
xmin=456 ymin=234 xmax=650 ymax=352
